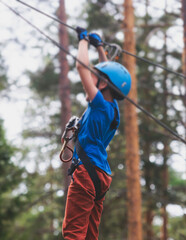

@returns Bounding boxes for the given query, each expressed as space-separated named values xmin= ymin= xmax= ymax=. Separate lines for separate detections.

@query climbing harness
xmin=105 ymin=43 xmax=122 ymax=61
xmin=75 ymin=138 xmax=106 ymax=201
xmin=1 ymin=1 xmax=186 ymax=199
xmin=1 ymin=1 xmax=186 ymax=145
xmin=59 ymin=116 xmax=80 ymax=163
xmin=68 ymin=108 xmax=118 ymax=201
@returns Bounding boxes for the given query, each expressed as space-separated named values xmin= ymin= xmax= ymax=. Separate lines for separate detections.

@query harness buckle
xmin=68 ymin=157 xmax=80 ymax=176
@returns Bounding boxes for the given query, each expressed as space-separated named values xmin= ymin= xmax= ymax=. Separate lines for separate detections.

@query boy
xmin=62 ymin=27 xmax=131 ymax=240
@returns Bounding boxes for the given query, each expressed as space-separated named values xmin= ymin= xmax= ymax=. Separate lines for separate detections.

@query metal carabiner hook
xmin=59 ymin=116 xmax=80 ymax=163
xmin=59 ymin=139 xmax=74 ymax=163
xmin=104 ymin=43 xmax=122 ymax=61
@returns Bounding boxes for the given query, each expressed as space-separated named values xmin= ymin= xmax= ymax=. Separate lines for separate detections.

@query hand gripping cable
xmin=13 ymin=0 xmax=186 ymax=79
xmin=1 ymin=1 xmax=186 ymax=145
xmin=59 ymin=116 xmax=80 ymax=163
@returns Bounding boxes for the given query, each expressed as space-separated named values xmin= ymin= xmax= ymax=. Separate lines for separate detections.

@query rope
xmin=16 ymin=0 xmax=76 ymax=31
xmin=1 ymin=1 xmax=186 ymax=145
xmin=15 ymin=0 xmax=186 ymax=79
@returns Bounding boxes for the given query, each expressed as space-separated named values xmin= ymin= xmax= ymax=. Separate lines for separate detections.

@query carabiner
xmin=59 ymin=116 xmax=80 ymax=163
xmin=59 ymin=139 xmax=74 ymax=163
xmin=104 ymin=43 xmax=122 ymax=61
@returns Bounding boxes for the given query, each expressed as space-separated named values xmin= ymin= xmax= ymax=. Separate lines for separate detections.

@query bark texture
xmin=122 ymin=0 xmax=142 ymax=239
xmin=58 ymin=0 xmax=72 ymax=197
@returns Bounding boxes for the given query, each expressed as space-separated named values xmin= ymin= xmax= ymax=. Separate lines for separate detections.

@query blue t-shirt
xmin=73 ymin=90 xmax=120 ymax=175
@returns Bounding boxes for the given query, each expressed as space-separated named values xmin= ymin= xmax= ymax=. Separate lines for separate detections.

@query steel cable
xmin=1 ymin=1 xmax=186 ymax=145
xmin=15 ymin=0 xmax=186 ymax=79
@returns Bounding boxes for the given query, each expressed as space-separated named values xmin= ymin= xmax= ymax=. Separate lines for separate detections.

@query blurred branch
xmin=23 ymin=130 xmax=60 ymax=139
xmin=23 ymin=189 xmax=62 ymax=212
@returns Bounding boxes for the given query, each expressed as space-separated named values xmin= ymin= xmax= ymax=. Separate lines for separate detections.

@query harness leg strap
xmin=75 ymin=138 xmax=106 ymax=201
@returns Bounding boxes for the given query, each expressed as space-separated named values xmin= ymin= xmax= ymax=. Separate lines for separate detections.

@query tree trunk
xmin=182 ymin=0 xmax=186 ymax=77
xmin=160 ymin=5 xmax=169 ymax=239
xmin=144 ymin=2 xmax=154 ymax=238
xmin=144 ymin=143 xmax=154 ymax=240
xmin=122 ymin=1 xmax=142 ymax=240
xmin=182 ymin=0 xmax=186 ymax=140
xmin=58 ymin=0 xmax=72 ymax=197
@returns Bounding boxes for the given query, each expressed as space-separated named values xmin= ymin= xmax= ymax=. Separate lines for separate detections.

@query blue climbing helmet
xmin=94 ymin=61 xmax=131 ymax=100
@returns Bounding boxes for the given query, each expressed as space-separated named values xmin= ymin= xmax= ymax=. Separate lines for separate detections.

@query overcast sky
xmin=0 ymin=0 xmax=84 ymax=140
xmin=0 ymin=0 xmax=185 ymax=215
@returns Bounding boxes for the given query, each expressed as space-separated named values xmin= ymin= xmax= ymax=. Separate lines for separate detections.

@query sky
xmin=0 ymin=0 xmax=84 ymax=141
xmin=0 ymin=0 xmax=185 ymax=216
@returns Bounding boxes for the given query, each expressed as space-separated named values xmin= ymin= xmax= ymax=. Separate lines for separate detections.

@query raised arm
xmin=89 ymin=33 xmax=108 ymax=62
xmin=97 ymin=46 xmax=108 ymax=62
xmin=76 ymin=28 xmax=98 ymax=101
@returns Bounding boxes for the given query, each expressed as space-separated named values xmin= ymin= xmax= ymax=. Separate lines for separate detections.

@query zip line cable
xmin=1 ymin=1 xmax=186 ymax=145
xmin=122 ymin=49 xmax=185 ymax=78
xmin=15 ymin=0 xmax=186 ymax=80
xmin=16 ymin=0 xmax=76 ymax=31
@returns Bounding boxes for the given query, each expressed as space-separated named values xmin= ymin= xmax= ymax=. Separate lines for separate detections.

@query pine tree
xmin=122 ymin=0 xmax=142 ymax=239
xmin=1 ymin=0 xmax=185 ymax=239
xmin=0 ymin=120 xmax=25 ymax=239
xmin=181 ymin=0 xmax=186 ymax=137
xmin=58 ymin=0 xmax=72 ymax=197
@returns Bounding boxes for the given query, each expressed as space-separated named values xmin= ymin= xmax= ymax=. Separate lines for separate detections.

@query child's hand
xmin=89 ymin=33 xmax=103 ymax=48
xmin=76 ymin=27 xmax=89 ymax=41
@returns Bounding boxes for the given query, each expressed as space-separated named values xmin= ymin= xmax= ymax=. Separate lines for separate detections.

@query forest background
xmin=0 ymin=0 xmax=185 ymax=239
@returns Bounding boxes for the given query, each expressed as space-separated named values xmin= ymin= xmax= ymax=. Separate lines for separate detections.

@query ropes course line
xmin=15 ymin=0 xmax=186 ymax=79
xmin=16 ymin=0 xmax=76 ymax=31
xmin=1 ymin=1 xmax=186 ymax=145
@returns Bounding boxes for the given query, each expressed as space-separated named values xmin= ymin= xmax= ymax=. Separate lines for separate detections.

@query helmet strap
xmin=100 ymin=86 xmax=109 ymax=93
xmin=96 ymin=77 xmax=109 ymax=93
xmin=96 ymin=77 xmax=101 ymax=88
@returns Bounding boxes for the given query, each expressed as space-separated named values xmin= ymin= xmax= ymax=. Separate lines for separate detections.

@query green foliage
xmin=169 ymin=215 xmax=186 ymax=240
xmin=169 ymin=168 xmax=186 ymax=188
xmin=0 ymin=53 xmax=8 ymax=91
xmin=1 ymin=0 xmax=185 ymax=239
xmin=100 ymin=130 xmax=128 ymax=239
xmin=28 ymin=60 xmax=59 ymax=99
xmin=6 ymin=169 xmax=65 ymax=240
xmin=136 ymin=3 xmax=185 ymax=239
xmin=0 ymin=120 xmax=25 ymax=239
xmin=84 ymin=0 xmax=122 ymax=40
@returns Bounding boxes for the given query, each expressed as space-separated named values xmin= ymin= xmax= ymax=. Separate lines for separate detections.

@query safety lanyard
xmin=59 ymin=116 xmax=80 ymax=162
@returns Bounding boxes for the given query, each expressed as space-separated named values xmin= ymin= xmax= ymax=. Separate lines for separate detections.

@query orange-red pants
xmin=62 ymin=164 xmax=112 ymax=240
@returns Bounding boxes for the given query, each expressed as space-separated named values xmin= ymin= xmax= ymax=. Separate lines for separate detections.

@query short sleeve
xmin=89 ymin=90 xmax=107 ymax=109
